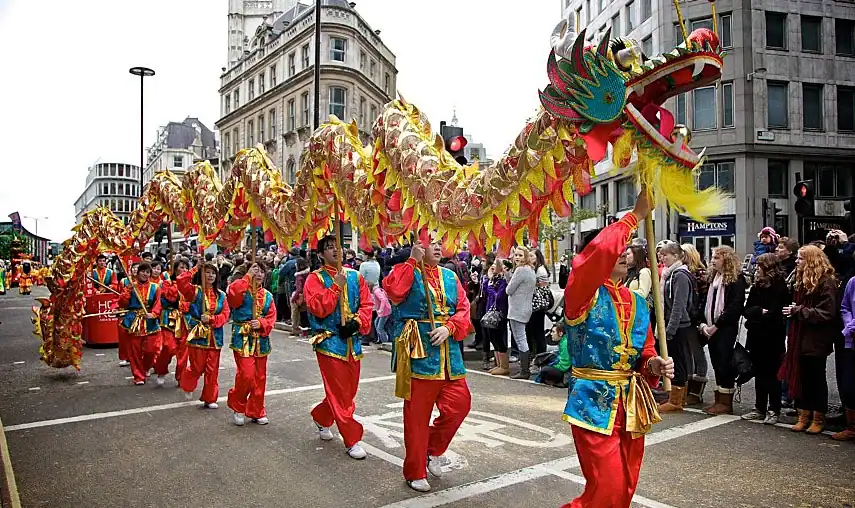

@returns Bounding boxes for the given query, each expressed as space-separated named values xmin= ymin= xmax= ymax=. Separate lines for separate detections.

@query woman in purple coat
xmin=482 ymin=258 xmax=510 ymax=376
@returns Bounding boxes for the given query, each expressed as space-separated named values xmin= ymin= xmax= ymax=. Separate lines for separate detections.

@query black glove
xmin=338 ymin=319 xmax=360 ymax=339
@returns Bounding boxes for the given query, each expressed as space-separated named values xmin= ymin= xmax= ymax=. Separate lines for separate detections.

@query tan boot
xmin=791 ymin=409 xmax=811 ymax=432
xmin=488 ymin=353 xmax=501 ymax=374
xmin=805 ymin=412 xmax=826 ymax=435
xmin=704 ymin=389 xmax=734 ymax=415
xmin=831 ymin=409 xmax=855 ymax=441
xmin=702 ymin=389 xmax=721 ymax=413
xmin=658 ymin=385 xmax=686 ymax=413
xmin=491 ymin=352 xmax=510 ymax=376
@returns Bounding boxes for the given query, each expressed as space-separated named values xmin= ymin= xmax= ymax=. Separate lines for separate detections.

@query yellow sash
xmin=572 ymin=366 xmax=662 ymax=438
xmin=186 ymin=322 xmax=212 ymax=344
xmin=128 ymin=310 xmax=147 ymax=336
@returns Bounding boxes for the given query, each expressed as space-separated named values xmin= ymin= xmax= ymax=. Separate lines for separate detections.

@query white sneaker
xmin=155 ymin=375 xmax=165 ymax=387
xmin=763 ymin=411 xmax=779 ymax=425
xmin=183 ymin=391 xmax=194 ymax=400
xmin=427 ymin=455 xmax=446 ymax=477
xmin=347 ymin=444 xmax=367 ymax=460
xmin=119 ymin=360 xmax=130 ymax=367
xmin=741 ymin=409 xmax=764 ymax=421
xmin=407 ymin=479 xmax=431 ymax=492
xmin=203 ymin=402 xmax=218 ymax=409
xmin=253 ymin=417 xmax=269 ymax=425
xmin=233 ymin=412 xmax=246 ymax=426
xmin=315 ymin=421 xmax=333 ymax=441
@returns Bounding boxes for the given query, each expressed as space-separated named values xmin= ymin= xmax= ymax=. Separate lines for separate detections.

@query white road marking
xmin=543 ymin=468 xmax=679 ymax=508
xmin=374 ymin=416 xmax=735 ymax=508
xmin=466 ymin=368 xmax=536 ymax=384
xmin=684 ymin=407 xmax=836 ymax=436
xmin=124 ymin=377 xmax=133 ymax=380
xmin=76 ymin=381 xmax=89 ymax=385
xmin=95 ymin=354 xmax=105 ymax=357
xmin=12 ymin=361 xmax=25 ymax=365
xmin=4 ymin=374 xmax=396 ymax=432
xmin=27 ymin=387 xmax=40 ymax=391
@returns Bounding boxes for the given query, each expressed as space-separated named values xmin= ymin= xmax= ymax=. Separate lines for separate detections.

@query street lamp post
xmin=23 ymin=216 xmax=47 ymax=237
xmin=129 ymin=66 xmax=155 ymax=195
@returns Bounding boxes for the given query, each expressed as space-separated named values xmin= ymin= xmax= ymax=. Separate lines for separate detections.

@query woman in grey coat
xmin=658 ymin=242 xmax=696 ymax=412
xmin=506 ymin=246 xmax=537 ymax=379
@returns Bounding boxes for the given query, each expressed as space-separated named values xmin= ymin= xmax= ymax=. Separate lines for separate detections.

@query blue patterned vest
xmin=307 ymin=268 xmax=363 ymax=361
xmin=92 ymin=268 xmax=115 ymax=287
xmin=119 ymin=282 xmax=161 ymax=335
xmin=389 ymin=266 xmax=465 ymax=380
xmin=563 ymin=285 xmax=650 ymax=435
xmin=230 ymin=288 xmax=274 ymax=357
xmin=184 ymin=287 xmax=227 ymax=348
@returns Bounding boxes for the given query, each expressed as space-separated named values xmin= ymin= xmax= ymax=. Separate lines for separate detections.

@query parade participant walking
xmin=17 ymin=259 xmax=34 ymax=295
xmin=383 ymin=239 xmax=472 ymax=493
xmin=178 ymin=262 xmax=230 ymax=408
xmin=304 ymin=235 xmax=373 ymax=460
xmin=117 ymin=263 xmax=163 ymax=385
xmin=562 ymin=188 xmax=674 ymax=508
xmin=226 ymin=261 xmax=277 ymax=426
xmin=91 ymin=254 xmax=118 ymax=293
xmin=154 ymin=260 xmax=190 ymax=387
xmin=115 ymin=261 xmax=139 ymax=367
xmin=0 ymin=260 xmax=6 ymax=295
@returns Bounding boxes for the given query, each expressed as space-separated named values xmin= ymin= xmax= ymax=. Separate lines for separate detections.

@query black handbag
xmin=732 ymin=341 xmax=754 ymax=386
xmin=532 ymin=286 xmax=554 ymax=312
xmin=480 ymin=308 xmax=503 ymax=329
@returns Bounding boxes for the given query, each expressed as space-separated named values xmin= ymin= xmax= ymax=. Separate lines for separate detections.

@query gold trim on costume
xmin=572 ymin=367 xmax=662 ymax=438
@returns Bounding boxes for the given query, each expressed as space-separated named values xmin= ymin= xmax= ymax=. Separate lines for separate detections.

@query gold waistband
xmin=572 ymin=367 xmax=662 ymax=437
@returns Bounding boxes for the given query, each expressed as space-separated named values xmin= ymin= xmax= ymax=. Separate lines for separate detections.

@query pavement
xmin=1 ymin=287 xmax=854 ymax=508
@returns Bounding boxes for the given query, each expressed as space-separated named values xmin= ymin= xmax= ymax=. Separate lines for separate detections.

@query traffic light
xmin=793 ymin=180 xmax=814 ymax=216
xmin=845 ymin=197 xmax=855 ymax=234
xmin=606 ymin=215 xmax=618 ymax=225
xmin=440 ymin=122 xmax=468 ymax=165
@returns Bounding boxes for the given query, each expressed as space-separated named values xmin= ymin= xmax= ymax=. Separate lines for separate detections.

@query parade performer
xmin=178 ymin=262 xmax=230 ymax=408
xmin=561 ymin=189 xmax=674 ymax=508
xmin=115 ymin=261 xmax=140 ymax=367
xmin=153 ymin=259 xmax=190 ymax=387
xmin=150 ymin=260 xmax=170 ymax=284
xmin=117 ymin=262 xmax=163 ymax=385
xmin=0 ymin=260 xmax=6 ymax=295
xmin=304 ymin=235 xmax=373 ymax=460
xmin=383 ymin=239 xmax=472 ymax=493
xmin=91 ymin=254 xmax=118 ymax=293
xmin=17 ymin=259 xmax=33 ymax=295
xmin=226 ymin=261 xmax=277 ymax=426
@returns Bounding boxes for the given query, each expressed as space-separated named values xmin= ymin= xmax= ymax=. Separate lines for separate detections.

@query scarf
xmin=704 ymin=273 xmax=726 ymax=326
xmin=659 ymin=261 xmax=684 ymax=315
xmin=779 ymin=289 xmax=805 ymax=399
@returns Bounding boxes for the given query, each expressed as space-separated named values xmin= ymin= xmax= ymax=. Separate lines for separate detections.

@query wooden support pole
xmin=645 ymin=213 xmax=671 ymax=391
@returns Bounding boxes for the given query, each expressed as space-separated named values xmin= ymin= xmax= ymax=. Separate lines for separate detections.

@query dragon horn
xmin=569 ymin=28 xmax=592 ymax=81
xmin=597 ymin=28 xmax=612 ymax=57
xmin=546 ymin=50 xmax=573 ymax=96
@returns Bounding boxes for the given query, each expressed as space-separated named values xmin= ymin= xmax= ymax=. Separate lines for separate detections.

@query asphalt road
xmin=1 ymin=287 xmax=853 ymax=508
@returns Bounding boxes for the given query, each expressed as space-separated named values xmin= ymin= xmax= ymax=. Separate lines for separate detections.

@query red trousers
xmin=311 ymin=352 xmax=363 ymax=448
xmin=227 ymin=353 xmax=269 ymax=418
xmin=128 ymin=332 xmax=163 ymax=383
xmin=174 ymin=338 xmax=189 ymax=383
xmin=563 ymin=404 xmax=645 ymax=508
xmin=117 ymin=327 xmax=129 ymax=361
xmin=180 ymin=347 xmax=221 ymax=403
xmin=403 ymin=378 xmax=471 ymax=481
xmin=153 ymin=330 xmax=177 ymax=377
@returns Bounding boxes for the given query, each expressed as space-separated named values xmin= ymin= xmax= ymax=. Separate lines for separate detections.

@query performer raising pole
xmin=561 ymin=187 xmax=674 ymax=508
xmin=383 ymin=235 xmax=472 ymax=493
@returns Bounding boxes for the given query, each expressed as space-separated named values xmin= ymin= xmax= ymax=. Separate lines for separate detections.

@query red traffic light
xmin=793 ymin=181 xmax=813 ymax=199
xmin=447 ymin=136 xmax=467 ymax=152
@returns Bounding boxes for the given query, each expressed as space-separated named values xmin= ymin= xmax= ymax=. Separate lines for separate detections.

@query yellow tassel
xmin=633 ymin=150 xmax=727 ymax=221
xmin=611 ymin=131 xmax=635 ymax=169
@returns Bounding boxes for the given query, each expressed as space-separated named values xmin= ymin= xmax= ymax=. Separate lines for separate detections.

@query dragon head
xmin=540 ymin=25 xmax=724 ymax=170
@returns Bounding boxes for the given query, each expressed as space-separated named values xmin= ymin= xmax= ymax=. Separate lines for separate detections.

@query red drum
xmin=83 ymin=293 xmax=119 ymax=345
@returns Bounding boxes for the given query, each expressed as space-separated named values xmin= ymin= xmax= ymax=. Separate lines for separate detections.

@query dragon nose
xmin=671 ymin=124 xmax=692 ymax=146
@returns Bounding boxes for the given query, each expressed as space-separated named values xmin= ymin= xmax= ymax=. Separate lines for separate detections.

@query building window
xmin=288 ymin=99 xmax=296 ymax=131
xmin=693 ymin=86 xmax=716 ymax=130
xmin=801 ymin=15 xmax=822 ymax=53
xmin=360 ymin=50 xmax=366 ymax=71
xmin=110 ymin=165 xmax=116 ymax=176
xmin=626 ymin=1 xmax=636 ymax=32
xmin=269 ymin=109 xmax=276 ymax=138
xmin=302 ymin=44 xmax=310 ymax=68
xmin=224 ymin=133 xmax=231 ymax=156
xmin=359 ymin=96 xmax=366 ymax=127
xmin=617 ymin=179 xmax=635 ymax=210
xmin=329 ymin=86 xmax=346 ymax=119
xmin=258 ymin=114 xmax=265 ymax=141
xmin=580 ymin=189 xmax=596 ymax=211
xmin=247 ymin=120 xmax=254 ymax=146
xmin=370 ymin=60 xmax=376 ymax=79
xmin=641 ymin=35 xmax=653 ymax=56
xmin=302 ymin=91 xmax=310 ymax=126
xmin=805 ymin=163 xmax=854 ymax=198
xmin=288 ymin=52 xmax=296 ymax=76
xmin=641 ymin=0 xmax=651 ymax=21
xmin=234 ymin=90 xmax=240 ymax=108
xmin=837 ymin=19 xmax=855 ymax=56
xmin=576 ymin=7 xmax=584 ymax=31
xmin=286 ymin=159 xmax=296 ymax=185
xmin=384 ymin=73 xmax=391 ymax=95
xmin=598 ymin=0 xmax=605 ymax=14
xmin=697 ymin=161 xmax=734 ymax=193
xmin=330 ymin=37 xmax=346 ymax=62
xmin=767 ymin=82 xmax=789 ymax=128
xmin=110 ymin=182 xmax=116 ymax=194
xmin=766 ymin=12 xmax=787 ymax=49
xmin=232 ymin=129 xmax=239 ymax=153
xmin=722 ymin=82 xmax=734 ymax=128
xmin=259 ymin=71 xmax=265 ymax=94
xmin=249 ymin=80 xmax=255 ymax=101
xmin=225 ymin=95 xmax=232 ymax=114
xmin=611 ymin=13 xmax=621 ymax=37
xmin=803 ymin=84 xmax=824 ymax=130
xmin=839 ymin=86 xmax=855 ymax=131
xmin=270 ymin=64 xmax=277 ymax=88
xmin=173 ymin=155 xmax=183 ymax=168
xmin=370 ymin=104 xmax=377 ymax=125
xmin=768 ymin=160 xmax=788 ymax=197
xmin=586 ymin=0 xmax=593 ymax=21
xmin=118 ymin=165 xmax=124 ymax=177
xmin=719 ymin=14 xmax=733 ymax=49
xmin=676 ymin=93 xmax=687 ymax=125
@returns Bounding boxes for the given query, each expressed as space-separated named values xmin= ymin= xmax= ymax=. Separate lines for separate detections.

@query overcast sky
xmin=0 ymin=0 xmax=558 ymax=242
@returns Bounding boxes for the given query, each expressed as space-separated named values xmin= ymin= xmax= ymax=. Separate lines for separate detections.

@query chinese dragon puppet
xmin=34 ymin=17 xmax=725 ymax=370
